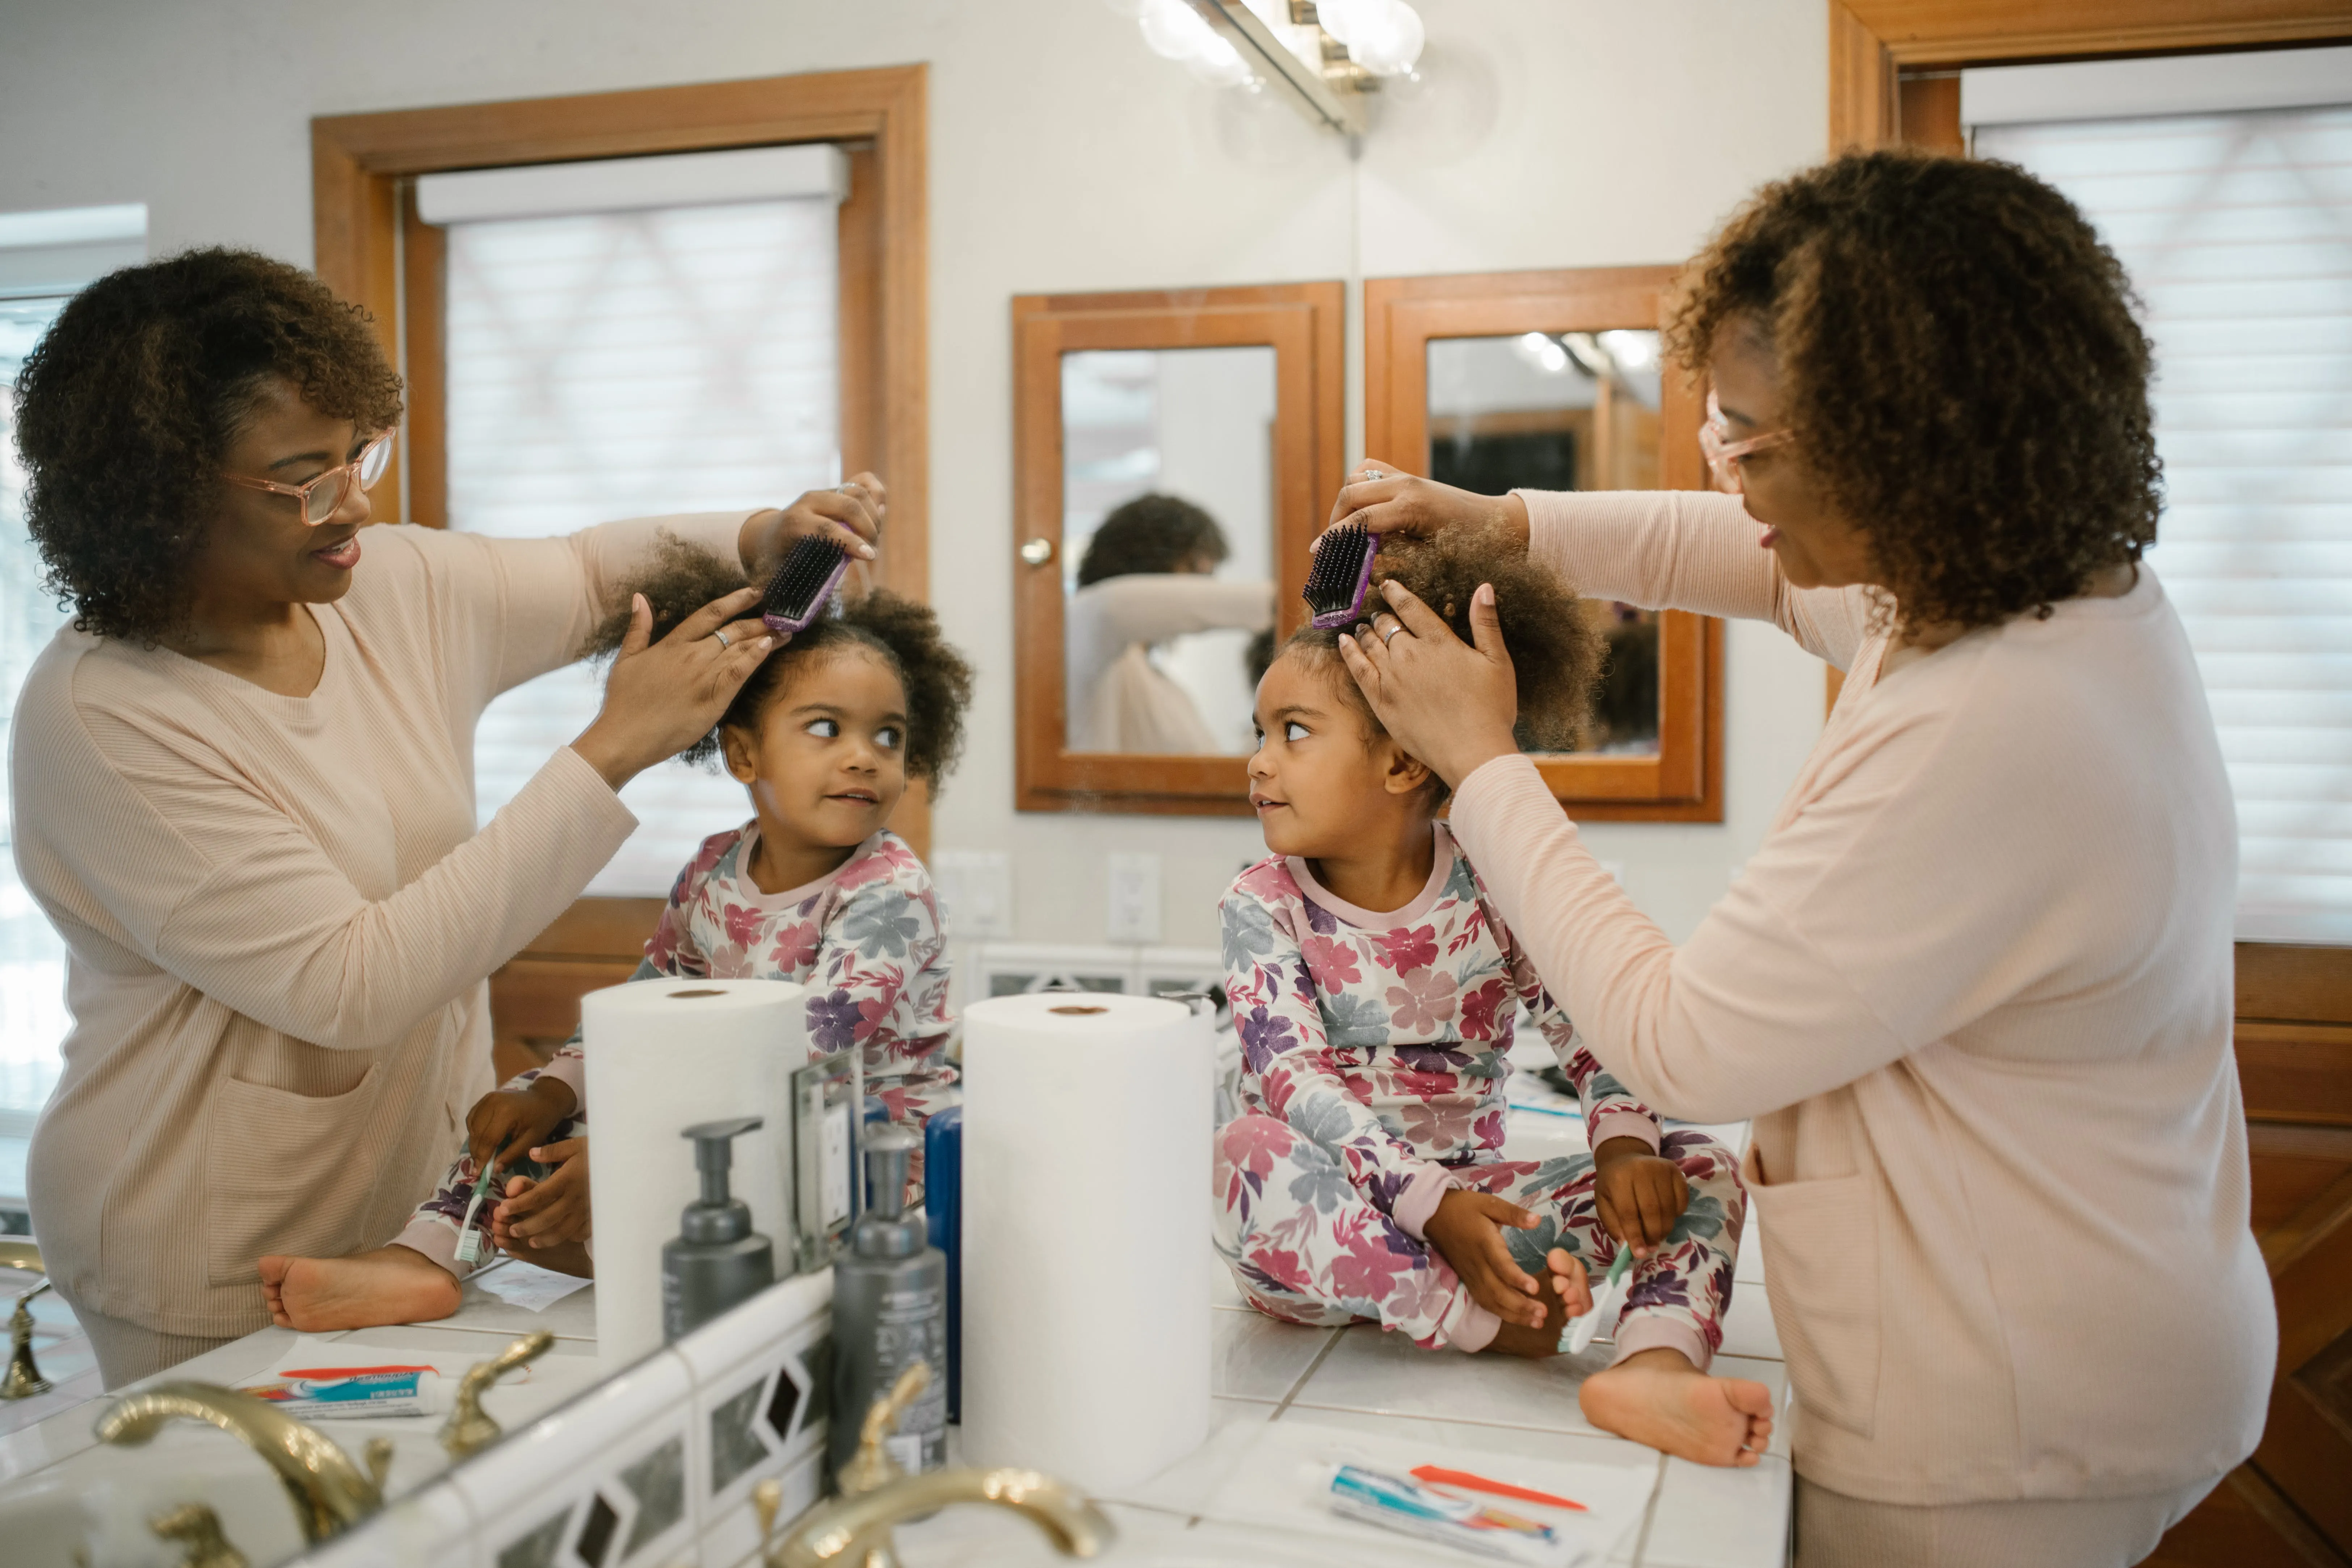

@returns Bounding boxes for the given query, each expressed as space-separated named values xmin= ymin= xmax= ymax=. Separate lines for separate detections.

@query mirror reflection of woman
xmin=1065 ymin=493 xmax=1272 ymax=753
xmin=7 ymin=249 xmax=881 ymax=1387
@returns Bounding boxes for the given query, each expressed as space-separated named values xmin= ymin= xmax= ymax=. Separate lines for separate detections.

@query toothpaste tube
xmin=239 ymin=1364 xmax=446 ymax=1419
xmin=1326 ymin=1464 xmax=1568 ymax=1565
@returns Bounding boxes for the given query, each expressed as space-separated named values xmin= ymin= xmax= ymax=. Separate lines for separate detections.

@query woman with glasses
xmin=6 ymin=248 xmax=883 ymax=1386
xmin=1316 ymin=151 xmax=2268 ymax=1567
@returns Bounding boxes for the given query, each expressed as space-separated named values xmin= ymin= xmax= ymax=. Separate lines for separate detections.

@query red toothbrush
xmin=1410 ymin=1464 xmax=1589 ymax=1512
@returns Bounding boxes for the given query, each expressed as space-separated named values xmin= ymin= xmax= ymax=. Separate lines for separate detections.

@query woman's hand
xmin=740 ymin=471 xmax=887 ymax=577
xmin=1338 ymin=578 xmax=1520 ymax=789
xmin=1592 ymin=1138 xmax=1692 ymax=1261
xmin=1423 ymin=1187 xmax=1550 ymax=1329
xmin=570 ymin=589 xmax=775 ymax=790
xmin=1323 ymin=461 xmax=1530 ymax=551
xmin=493 ymin=1138 xmax=590 ymax=1249
xmin=464 ymin=1076 xmax=576 ymax=1177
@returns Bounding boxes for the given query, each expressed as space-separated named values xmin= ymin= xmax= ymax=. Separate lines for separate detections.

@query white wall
xmin=0 ymin=0 xmax=1831 ymax=947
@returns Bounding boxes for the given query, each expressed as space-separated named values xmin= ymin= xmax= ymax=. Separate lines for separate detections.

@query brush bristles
xmin=1303 ymin=524 xmax=1377 ymax=626
xmin=762 ymin=537 xmax=850 ymax=631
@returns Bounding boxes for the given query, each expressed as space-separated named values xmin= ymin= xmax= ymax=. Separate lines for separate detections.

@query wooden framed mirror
xmin=1013 ymin=282 xmax=1344 ymax=814
xmin=1364 ymin=265 xmax=1724 ymax=822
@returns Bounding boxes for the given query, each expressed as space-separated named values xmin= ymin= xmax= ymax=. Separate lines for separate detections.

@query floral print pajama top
xmin=395 ymin=826 xmax=951 ymax=1275
xmin=1215 ymin=824 xmax=1742 ymax=1363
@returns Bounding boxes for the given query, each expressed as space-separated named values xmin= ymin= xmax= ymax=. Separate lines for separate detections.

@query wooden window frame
xmin=1012 ymin=282 xmax=1345 ymax=816
xmin=1832 ymin=13 xmax=2352 ymax=1559
xmin=310 ymin=66 xmax=927 ymax=1068
xmin=1363 ymin=266 xmax=1725 ymax=823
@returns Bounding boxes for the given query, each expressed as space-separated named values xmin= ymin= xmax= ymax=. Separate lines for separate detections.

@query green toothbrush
xmin=452 ymin=1139 xmax=511 ymax=1266
xmin=1561 ymin=1246 xmax=1636 ymax=1355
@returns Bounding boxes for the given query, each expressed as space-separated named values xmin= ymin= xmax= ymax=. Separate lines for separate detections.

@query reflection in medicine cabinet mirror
xmin=1014 ymin=283 xmax=1344 ymax=815
xmin=1425 ymin=329 xmax=1663 ymax=756
xmin=1061 ymin=347 xmax=1276 ymax=757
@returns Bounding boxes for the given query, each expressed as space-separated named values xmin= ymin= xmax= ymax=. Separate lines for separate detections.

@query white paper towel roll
xmin=583 ymin=977 xmax=807 ymax=1366
xmin=959 ymin=992 xmax=1213 ymax=1493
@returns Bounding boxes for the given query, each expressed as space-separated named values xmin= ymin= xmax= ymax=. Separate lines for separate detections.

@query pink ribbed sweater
xmin=9 ymin=512 xmax=749 ymax=1338
xmin=1448 ymin=489 xmax=2273 ymax=1505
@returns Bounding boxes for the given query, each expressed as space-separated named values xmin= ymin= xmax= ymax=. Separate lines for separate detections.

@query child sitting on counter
xmin=1215 ymin=530 xmax=1770 ymax=1468
xmin=260 ymin=538 xmax=973 ymax=1330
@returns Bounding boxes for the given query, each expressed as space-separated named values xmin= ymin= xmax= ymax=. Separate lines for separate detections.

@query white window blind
xmin=1975 ymin=98 xmax=2352 ymax=943
xmin=443 ymin=167 xmax=842 ymax=896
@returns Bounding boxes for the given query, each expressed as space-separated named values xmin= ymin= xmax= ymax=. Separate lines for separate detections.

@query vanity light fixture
xmin=1108 ymin=0 xmax=1427 ymax=137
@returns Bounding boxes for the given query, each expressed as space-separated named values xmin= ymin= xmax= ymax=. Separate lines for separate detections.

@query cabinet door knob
xmin=1018 ymin=537 xmax=1055 ymax=567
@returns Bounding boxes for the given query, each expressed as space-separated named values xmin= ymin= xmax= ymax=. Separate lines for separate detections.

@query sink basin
xmin=0 ymin=1443 xmax=313 ymax=1568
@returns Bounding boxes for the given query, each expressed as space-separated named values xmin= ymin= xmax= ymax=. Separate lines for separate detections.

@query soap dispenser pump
xmin=830 ymin=1122 xmax=947 ymax=1480
xmin=662 ymin=1117 xmax=777 ymax=1343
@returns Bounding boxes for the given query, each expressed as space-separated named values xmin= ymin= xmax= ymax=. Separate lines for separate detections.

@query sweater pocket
xmin=1744 ymin=1155 xmax=1878 ymax=1438
xmin=203 ymin=1065 xmax=383 ymax=1287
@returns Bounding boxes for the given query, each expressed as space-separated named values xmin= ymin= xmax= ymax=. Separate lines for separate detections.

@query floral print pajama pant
xmin=1214 ymin=1113 xmax=1746 ymax=1364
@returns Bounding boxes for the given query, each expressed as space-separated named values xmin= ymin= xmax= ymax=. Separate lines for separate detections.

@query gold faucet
xmin=751 ymin=1361 xmax=1114 ymax=1568
xmin=94 ymin=1381 xmax=392 ymax=1546
xmin=150 ymin=1501 xmax=250 ymax=1568
xmin=439 ymin=1329 xmax=555 ymax=1460
xmin=1 ymin=1277 xmax=54 ymax=1400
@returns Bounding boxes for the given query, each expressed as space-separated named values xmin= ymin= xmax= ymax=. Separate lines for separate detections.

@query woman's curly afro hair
xmin=1667 ymin=148 xmax=2160 ymax=631
xmin=585 ymin=535 xmax=975 ymax=792
xmin=1076 ymin=493 xmax=1229 ymax=587
xmin=13 ymin=248 xmax=405 ymax=644
xmin=1283 ymin=521 xmax=1604 ymax=797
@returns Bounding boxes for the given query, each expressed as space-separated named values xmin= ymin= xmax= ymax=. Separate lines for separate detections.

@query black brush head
xmin=761 ymin=535 xmax=851 ymax=634
xmin=1303 ymin=523 xmax=1379 ymax=627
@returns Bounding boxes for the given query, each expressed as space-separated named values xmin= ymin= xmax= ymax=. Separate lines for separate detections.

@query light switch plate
xmin=931 ymin=849 xmax=1014 ymax=939
xmin=1106 ymin=852 xmax=1163 ymax=944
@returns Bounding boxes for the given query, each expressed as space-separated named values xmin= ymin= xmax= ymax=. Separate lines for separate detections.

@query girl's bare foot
xmin=496 ymin=1236 xmax=594 ymax=1278
xmin=1579 ymin=1347 xmax=1775 ymax=1467
xmin=257 ymin=1247 xmax=461 ymax=1331
xmin=1484 ymin=1270 xmax=1574 ymax=1358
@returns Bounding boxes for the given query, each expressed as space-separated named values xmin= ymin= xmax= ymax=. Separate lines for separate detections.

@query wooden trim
xmin=1829 ymin=1 xmax=1898 ymax=150
xmin=1362 ymin=266 xmax=1725 ymax=822
xmin=396 ymin=184 xmax=448 ymax=527
xmin=1012 ymin=282 xmax=1346 ymax=815
xmin=1843 ymin=1 xmax=2352 ymax=66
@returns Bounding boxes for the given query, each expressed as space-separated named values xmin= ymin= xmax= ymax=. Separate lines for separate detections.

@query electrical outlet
xmin=1106 ymin=852 xmax=1163 ymax=945
xmin=930 ymin=850 xmax=1014 ymax=940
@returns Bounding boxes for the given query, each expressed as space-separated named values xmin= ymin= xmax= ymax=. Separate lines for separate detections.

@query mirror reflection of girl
xmin=1215 ymin=531 xmax=1768 ymax=1468
xmin=1065 ymin=493 xmax=1272 ymax=753
xmin=259 ymin=541 xmax=973 ymax=1329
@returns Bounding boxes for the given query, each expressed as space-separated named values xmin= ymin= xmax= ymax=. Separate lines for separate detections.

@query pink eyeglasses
xmin=1698 ymin=392 xmax=1793 ymax=494
xmin=224 ymin=429 xmax=396 ymax=524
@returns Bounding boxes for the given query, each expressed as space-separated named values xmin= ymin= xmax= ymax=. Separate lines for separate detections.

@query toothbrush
xmin=1562 ymin=1246 xmax=1635 ymax=1355
xmin=1302 ymin=522 xmax=1380 ymax=629
xmin=451 ymin=1139 xmax=511 ymax=1267
xmin=761 ymin=535 xmax=852 ymax=635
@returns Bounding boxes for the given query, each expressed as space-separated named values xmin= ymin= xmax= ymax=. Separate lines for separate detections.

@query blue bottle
xmin=923 ymin=1106 xmax=962 ymax=1422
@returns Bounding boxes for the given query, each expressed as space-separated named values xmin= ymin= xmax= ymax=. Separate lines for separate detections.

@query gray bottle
xmin=830 ymin=1122 xmax=947 ymax=1478
xmin=661 ymin=1117 xmax=777 ymax=1343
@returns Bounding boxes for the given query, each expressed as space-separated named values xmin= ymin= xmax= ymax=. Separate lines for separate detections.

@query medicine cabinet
xmin=1013 ymin=282 xmax=1345 ymax=814
xmin=1364 ymin=266 xmax=1724 ymax=821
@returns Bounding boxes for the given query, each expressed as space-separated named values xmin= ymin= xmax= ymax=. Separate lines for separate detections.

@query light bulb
xmin=1597 ymin=330 xmax=1659 ymax=371
xmin=1186 ymin=31 xmax=1257 ymax=86
xmin=1346 ymin=0 xmax=1424 ymax=75
xmin=1314 ymin=0 xmax=1386 ymax=47
xmin=1138 ymin=0 xmax=1215 ymax=61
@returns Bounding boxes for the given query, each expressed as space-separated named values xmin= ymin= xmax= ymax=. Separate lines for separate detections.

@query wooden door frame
xmin=311 ymin=66 xmax=928 ymax=1067
xmin=1363 ymin=266 xmax=1724 ymax=822
xmin=1011 ymin=282 xmax=1346 ymax=815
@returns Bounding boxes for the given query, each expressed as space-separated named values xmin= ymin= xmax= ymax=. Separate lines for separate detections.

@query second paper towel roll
xmin=959 ymin=991 xmax=1213 ymax=1493
xmin=584 ymin=977 xmax=806 ymax=1367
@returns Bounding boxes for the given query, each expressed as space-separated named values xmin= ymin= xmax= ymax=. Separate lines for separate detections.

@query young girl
xmin=1216 ymin=530 xmax=1770 ymax=1467
xmin=260 ymin=539 xmax=974 ymax=1329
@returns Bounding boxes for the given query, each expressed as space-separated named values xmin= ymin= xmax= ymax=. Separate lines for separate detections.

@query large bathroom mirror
xmin=1015 ymin=284 xmax=1344 ymax=812
xmin=1365 ymin=267 xmax=1723 ymax=821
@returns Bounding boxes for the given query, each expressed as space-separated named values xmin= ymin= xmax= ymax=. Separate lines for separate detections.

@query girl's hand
xmin=571 ymin=590 xmax=775 ymax=790
xmin=1322 ymin=461 xmax=1530 ymax=551
xmin=493 ymin=1138 xmax=591 ymax=1249
xmin=741 ymin=471 xmax=887 ymax=576
xmin=1338 ymin=579 xmax=1520 ymax=789
xmin=1422 ymin=1187 xmax=1549 ymax=1329
xmin=1592 ymin=1144 xmax=1692 ymax=1261
xmin=464 ymin=1077 xmax=576 ymax=1177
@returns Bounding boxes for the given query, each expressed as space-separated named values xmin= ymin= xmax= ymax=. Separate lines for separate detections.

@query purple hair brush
xmin=761 ymin=535 xmax=852 ymax=634
xmin=1303 ymin=522 xmax=1380 ymax=629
